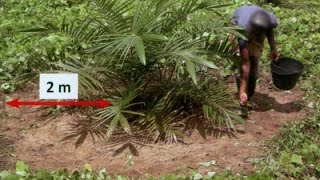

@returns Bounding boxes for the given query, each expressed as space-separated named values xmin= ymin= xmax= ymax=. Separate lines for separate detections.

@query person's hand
xmin=239 ymin=92 xmax=248 ymax=106
xmin=270 ymin=49 xmax=280 ymax=61
xmin=235 ymin=45 xmax=240 ymax=56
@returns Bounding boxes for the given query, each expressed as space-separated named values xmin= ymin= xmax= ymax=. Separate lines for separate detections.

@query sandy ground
xmin=0 ymin=77 xmax=306 ymax=177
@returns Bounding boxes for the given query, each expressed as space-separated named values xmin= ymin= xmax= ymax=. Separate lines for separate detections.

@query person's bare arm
xmin=267 ymin=29 xmax=279 ymax=60
xmin=239 ymin=48 xmax=250 ymax=105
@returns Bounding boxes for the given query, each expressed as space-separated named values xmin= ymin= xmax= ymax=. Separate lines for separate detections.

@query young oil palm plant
xmin=22 ymin=0 xmax=244 ymax=147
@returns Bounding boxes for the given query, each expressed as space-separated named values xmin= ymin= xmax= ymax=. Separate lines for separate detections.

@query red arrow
xmin=6 ymin=98 xmax=111 ymax=108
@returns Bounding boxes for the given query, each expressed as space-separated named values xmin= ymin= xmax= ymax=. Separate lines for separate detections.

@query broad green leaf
xmin=86 ymin=173 xmax=92 ymax=179
xmin=16 ymin=161 xmax=28 ymax=176
xmin=290 ymin=154 xmax=304 ymax=165
xmin=134 ymin=35 xmax=146 ymax=65
xmin=207 ymin=171 xmax=217 ymax=177
xmin=193 ymin=173 xmax=203 ymax=180
xmin=98 ymin=168 xmax=107 ymax=179
xmin=0 ymin=171 xmax=10 ymax=178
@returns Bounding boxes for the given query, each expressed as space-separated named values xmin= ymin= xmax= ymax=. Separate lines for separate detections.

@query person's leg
xmin=235 ymin=38 xmax=248 ymax=92
xmin=236 ymin=51 xmax=252 ymax=117
xmin=236 ymin=71 xmax=250 ymax=117
xmin=247 ymin=56 xmax=259 ymax=99
xmin=235 ymin=38 xmax=251 ymax=117
xmin=236 ymin=56 xmax=258 ymax=99
xmin=245 ymin=55 xmax=260 ymax=110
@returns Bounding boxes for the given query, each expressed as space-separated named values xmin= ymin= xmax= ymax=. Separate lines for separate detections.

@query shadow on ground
xmin=252 ymin=92 xmax=303 ymax=113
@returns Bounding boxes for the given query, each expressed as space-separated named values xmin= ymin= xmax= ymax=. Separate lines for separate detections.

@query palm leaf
xmin=19 ymin=16 xmax=106 ymax=44
xmin=136 ymin=90 xmax=184 ymax=143
xmin=207 ymin=37 xmax=236 ymax=58
xmin=92 ymin=0 xmax=134 ymax=32
xmin=133 ymin=35 xmax=146 ymax=65
xmin=94 ymin=84 xmax=144 ymax=139
xmin=131 ymin=0 xmax=176 ymax=34
xmin=160 ymin=37 xmax=219 ymax=84
xmin=49 ymin=60 xmax=106 ymax=96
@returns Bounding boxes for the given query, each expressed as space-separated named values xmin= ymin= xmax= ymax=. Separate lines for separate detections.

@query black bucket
xmin=271 ymin=57 xmax=304 ymax=90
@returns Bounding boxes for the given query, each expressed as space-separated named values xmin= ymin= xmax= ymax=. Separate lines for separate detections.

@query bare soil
xmin=0 ymin=77 xmax=306 ymax=177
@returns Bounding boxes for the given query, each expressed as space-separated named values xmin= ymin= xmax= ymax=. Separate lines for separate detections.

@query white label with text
xmin=39 ymin=73 xmax=78 ymax=99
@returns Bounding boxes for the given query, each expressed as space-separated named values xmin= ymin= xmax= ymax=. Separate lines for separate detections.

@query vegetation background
xmin=0 ymin=0 xmax=319 ymax=179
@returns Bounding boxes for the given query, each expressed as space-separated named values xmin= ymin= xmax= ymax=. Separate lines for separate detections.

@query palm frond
xmin=135 ymin=90 xmax=184 ymax=143
xmin=90 ymin=0 xmax=173 ymax=65
xmin=92 ymin=0 xmax=135 ymax=33
xmin=207 ymin=37 xmax=236 ymax=58
xmin=89 ymin=34 xmax=135 ymax=63
xmin=90 ymin=31 xmax=169 ymax=65
xmin=131 ymin=0 xmax=176 ymax=34
xmin=200 ymin=79 xmax=244 ymax=127
xmin=50 ymin=59 xmax=107 ymax=97
xmin=178 ymin=78 xmax=243 ymax=136
xmin=163 ymin=0 xmax=232 ymax=31
xmin=19 ymin=16 xmax=106 ymax=44
xmin=20 ymin=0 xmax=247 ymax=149
xmin=93 ymin=84 xmax=144 ymax=139
xmin=159 ymin=36 xmax=219 ymax=84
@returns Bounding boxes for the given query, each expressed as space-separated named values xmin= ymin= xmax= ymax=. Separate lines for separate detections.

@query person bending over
xmin=230 ymin=5 xmax=280 ymax=116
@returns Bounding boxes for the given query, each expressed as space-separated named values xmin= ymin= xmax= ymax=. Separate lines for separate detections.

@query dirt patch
xmin=0 ymin=78 xmax=306 ymax=177
xmin=0 ymin=132 xmax=14 ymax=171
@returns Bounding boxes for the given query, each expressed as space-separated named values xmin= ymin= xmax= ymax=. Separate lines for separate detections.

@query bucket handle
xmin=271 ymin=60 xmax=301 ymax=74
xmin=272 ymin=62 xmax=288 ymax=71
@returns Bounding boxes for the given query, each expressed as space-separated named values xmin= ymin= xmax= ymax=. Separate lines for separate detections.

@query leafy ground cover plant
xmin=0 ymin=0 xmax=92 ymax=92
xmin=0 ymin=161 xmax=114 ymax=180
